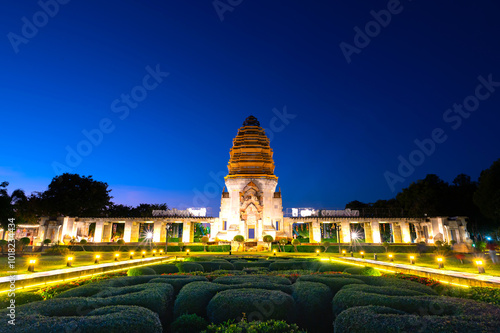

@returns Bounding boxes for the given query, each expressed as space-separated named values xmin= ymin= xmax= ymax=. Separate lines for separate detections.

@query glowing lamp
xmin=159 ymin=249 xmax=164 ymax=254
xmin=94 ymin=254 xmax=100 ymax=264
xmin=142 ymin=250 xmax=146 ymax=258
xmin=114 ymin=253 xmax=120 ymax=261
xmin=475 ymin=260 xmax=485 ymax=273
xmin=316 ymin=249 xmax=320 ymax=256
xmin=273 ymin=249 xmax=277 ymax=256
xmin=153 ymin=249 xmax=157 ymax=257
xmin=388 ymin=254 xmax=394 ymax=262
xmin=186 ymin=249 xmax=190 ymax=255
xmin=409 ymin=255 xmax=415 ymax=265
xmin=28 ymin=259 xmax=37 ymax=272
xmin=437 ymin=257 xmax=444 ymax=269
xmin=360 ymin=251 xmax=365 ymax=259
xmin=342 ymin=250 xmax=346 ymax=256
xmin=66 ymin=256 xmax=73 ymax=267
xmin=129 ymin=251 xmax=134 ymax=259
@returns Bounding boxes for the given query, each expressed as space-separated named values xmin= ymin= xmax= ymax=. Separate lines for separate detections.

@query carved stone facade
xmin=215 ymin=116 xmax=286 ymax=242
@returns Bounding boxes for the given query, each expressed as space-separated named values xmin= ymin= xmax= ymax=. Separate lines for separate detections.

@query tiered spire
xmin=226 ymin=116 xmax=277 ymax=180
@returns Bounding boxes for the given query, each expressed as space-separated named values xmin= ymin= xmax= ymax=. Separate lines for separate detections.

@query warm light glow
xmin=475 ymin=260 xmax=483 ymax=266
xmin=115 ymin=253 xmax=119 ymax=257
xmin=130 ymin=251 xmax=134 ymax=255
xmin=95 ymin=255 xmax=100 ymax=259
xmin=360 ymin=251 xmax=364 ymax=255
xmin=437 ymin=257 xmax=443 ymax=262
xmin=316 ymin=250 xmax=320 ymax=253
xmin=273 ymin=249 xmax=277 ymax=253
xmin=342 ymin=250 xmax=346 ymax=254
xmin=409 ymin=256 xmax=415 ymax=260
xmin=186 ymin=249 xmax=190 ymax=253
xmin=388 ymin=254 xmax=393 ymax=258
xmin=146 ymin=232 xmax=153 ymax=239
xmin=159 ymin=249 xmax=163 ymax=253
xmin=29 ymin=259 xmax=36 ymax=264
xmin=67 ymin=257 xmax=73 ymax=261
xmin=351 ymin=232 xmax=359 ymax=240
xmin=153 ymin=250 xmax=157 ymax=253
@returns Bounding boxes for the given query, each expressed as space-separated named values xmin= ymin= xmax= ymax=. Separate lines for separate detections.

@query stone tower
xmin=214 ymin=116 xmax=284 ymax=242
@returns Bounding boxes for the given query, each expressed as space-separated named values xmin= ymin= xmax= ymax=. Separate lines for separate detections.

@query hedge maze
xmin=1 ymin=258 xmax=499 ymax=332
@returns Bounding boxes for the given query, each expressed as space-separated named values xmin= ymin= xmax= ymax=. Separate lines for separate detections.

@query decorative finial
xmin=243 ymin=115 xmax=260 ymax=127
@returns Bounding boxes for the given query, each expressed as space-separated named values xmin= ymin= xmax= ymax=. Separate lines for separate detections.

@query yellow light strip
xmin=0 ymin=257 xmax=176 ymax=294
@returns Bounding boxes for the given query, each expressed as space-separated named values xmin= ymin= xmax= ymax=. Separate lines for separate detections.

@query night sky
xmin=2 ymin=1 xmax=500 ymax=215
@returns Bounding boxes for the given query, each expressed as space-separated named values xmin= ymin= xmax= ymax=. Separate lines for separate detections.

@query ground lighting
xmin=388 ymin=254 xmax=394 ymax=262
xmin=114 ymin=253 xmax=120 ymax=262
xmin=475 ymin=260 xmax=485 ymax=274
xmin=66 ymin=256 xmax=73 ymax=267
xmin=360 ymin=251 xmax=364 ymax=259
xmin=409 ymin=255 xmax=415 ymax=265
xmin=316 ymin=249 xmax=320 ymax=256
xmin=437 ymin=257 xmax=444 ymax=269
xmin=94 ymin=254 xmax=100 ymax=264
xmin=129 ymin=251 xmax=134 ymax=259
xmin=142 ymin=250 xmax=146 ymax=258
xmin=27 ymin=259 xmax=36 ymax=272
xmin=186 ymin=249 xmax=190 ymax=256
xmin=342 ymin=249 xmax=346 ymax=256
xmin=159 ymin=249 xmax=164 ymax=255
xmin=273 ymin=249 xmax=277 ymax=256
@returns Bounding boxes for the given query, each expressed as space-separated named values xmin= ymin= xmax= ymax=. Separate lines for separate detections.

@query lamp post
xmin=28 ymin=259 xmax=36 ymax=272
xmin=475 ymin=260 xmax=485 ymax=273
xmin=437 ymin=257 xmax=444 ymax=269
xmin=165 ymin=224 xmax=171 ymax=255
xmin=66 ymin=256 xmax=73 ymax=267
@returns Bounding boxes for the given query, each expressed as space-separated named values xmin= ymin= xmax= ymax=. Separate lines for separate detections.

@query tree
xmin=19 ymin=237 xmax=31 ymax=253
xmin=279 ymin=238 xmax=287 ymax=252
xmin=130 ymin=203 xmax=168 ymax=217
xmin=106 ymin=204 xmax=134 ymax=217
xmin=474 ymin=159 xmax=500 ymax=228
xmin=201 ymin=236 xmax=209 ymax=252
xmin=0 ymin=182 xmax=19 ymax=233
xmin=43 ymin=173 xmax=112 ymax=217
xmin=233 ymin=235 xmax=245 ymax=251
xmin=322 ymin=240 xmax=330 ymax=253
xmin=396 ymin=174 xmax=449 ymax=217
xmin=291 ymin=238 xmax=300 ymax=252
xmin=263 ymin=235 xmax=273 ymax=251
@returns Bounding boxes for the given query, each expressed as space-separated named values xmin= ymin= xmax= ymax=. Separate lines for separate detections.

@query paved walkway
xmin=0 ymin=256 xmax=175 ymax=293
xmin=333 ymin=256 xmax=500 ymax=288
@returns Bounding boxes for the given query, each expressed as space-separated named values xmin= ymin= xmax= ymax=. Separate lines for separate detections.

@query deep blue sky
xmin=2 ymin=1 xmax=500 ymax=216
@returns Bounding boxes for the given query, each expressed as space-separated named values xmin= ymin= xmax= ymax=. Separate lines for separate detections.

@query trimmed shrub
xmin=0 ymin=305 xmax=162 ymax=333
xmin=334 ymin=305 xmax=500 ymax=333
xmin=344 ymin=266 xmax=381 ymax=276
xmin=174 ymin=282 xmax=228 ymax=318
xmin=148 ymin=275 xmax=208 ymax=295
xmin=127 ymin=267 xmax=157 ymax=276
xmin=0 ymin=291 xmax=43 ymax=308
xmin=207 ymin=288 xmax=295 ymax=324
xmin=206 ymin=245 xmax=231 ymax=252
xmin=297 ymin=275 xmax=365 ymax=295
xmin=170 ymin=313 xmax=208 ymax=333
xmin=269 ymin=260 xmax=321 ymax=271
xmin=204 ymin=319 xmax=305 ymax=333
xmin=149 ymin=264 xmax=179 ymax=274
xmin=176 ymin=262 xmax=204 ymax=273
xmin=213 ymin=275 xmax=291 ymax=286
xmin=14 ymin=283 xmax=173 ymax=327
xmin=318 ymin=263 xmax=352 ymax=273
xmin=349 ymin=275 xmax=437 ymax=295
xmin=197 ymin=261 xmax=235 ymax=272
xmin=292 ymin=281 xmax=333 ymax=333
xmin=233 ymin=261 xmax=272 ymax=270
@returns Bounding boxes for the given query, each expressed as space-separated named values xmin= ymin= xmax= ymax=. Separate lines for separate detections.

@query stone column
xmin=341 ymin=221 xmax=351 ymax=243
xmin=102 ymin=223 xmax=112 ymax=242
xmin=153 ymin=220 xmax=162 ymax=243
xmin=364 ymin=222 xmax=373 ymax=243
xmin=123 ymin=221 xmax=132 ymax=242
xmin=94 ymin=221 xmax=104 ymax=243
xmin=182 ymin=222 xmax=193 ymax=243
xmin=392 ymin=223 xmax=402 ymax=243
xmin=400 ymin=222 xmax=411 ymax=243
xmin=371 ymin=221 xmax=381 ymax=243
xmin=130 ymin=222 xmax=140 ymax=242
xmin=310 ymin=220 xmax=321 ymax=243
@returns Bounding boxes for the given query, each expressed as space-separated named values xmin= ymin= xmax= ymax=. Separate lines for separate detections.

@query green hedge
xmin=147 ymin=275 xmax=208 ymax=295
xmin=0 ymin=291 xmax=43 ymax=308
xmin=149 ymin=264 xmax=179 ymax=274
xmin=197 ymin=261 xmax=235 ymax=272
xmin=170 ymin=313 xmax=208 ymax=333
xmin=207 ymin=288 xmax=295 ymax=324
xmin=16 ymin=282 xmax=173 ymax=326
xmin=297 ymin=275 xmax=365 ymax=296
xmin=204 ymin=319 xmax=305 ymax=333
xmin=207 ymin=245 xmax=231 ymax=252
xmin=343 ymin=266 xmax=381 ymax=276
xmin=233 ymin=261 xmax=272 ymax=270
xmin=174 ymin=282 xmax=228 ymax=318
xmin=127 ymin=267 xmax=157 ymax=276
xmin=269 ymin=261 xmax=321 ymax=271
xmin=347 ymin=275 xmax=436 ymax=295
xmin=317 ymin=263 xmax=352 ymax=273
xmin=176 ymin=262 xmax=204 ymax=273
xmin=331 ymin=285 xmax=496 ymax=319
xmin=334 ymin=305 xmax=500 ymax=333
xmin=270 ymin=244 xmax=437 ymax=253
xmin=0 ymin=305 xmax=163 ymax=333
xmin=213 ymin=275 xmax=291 ymax=286
xmin=292 ymin=281 xmax=333 ymax=333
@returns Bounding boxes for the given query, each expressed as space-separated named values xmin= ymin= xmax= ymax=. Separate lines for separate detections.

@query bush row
xmin=67 ymin=244 xmax=230 ymax=252
xmin=271 ymin=244 xmax=436 ymax=253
